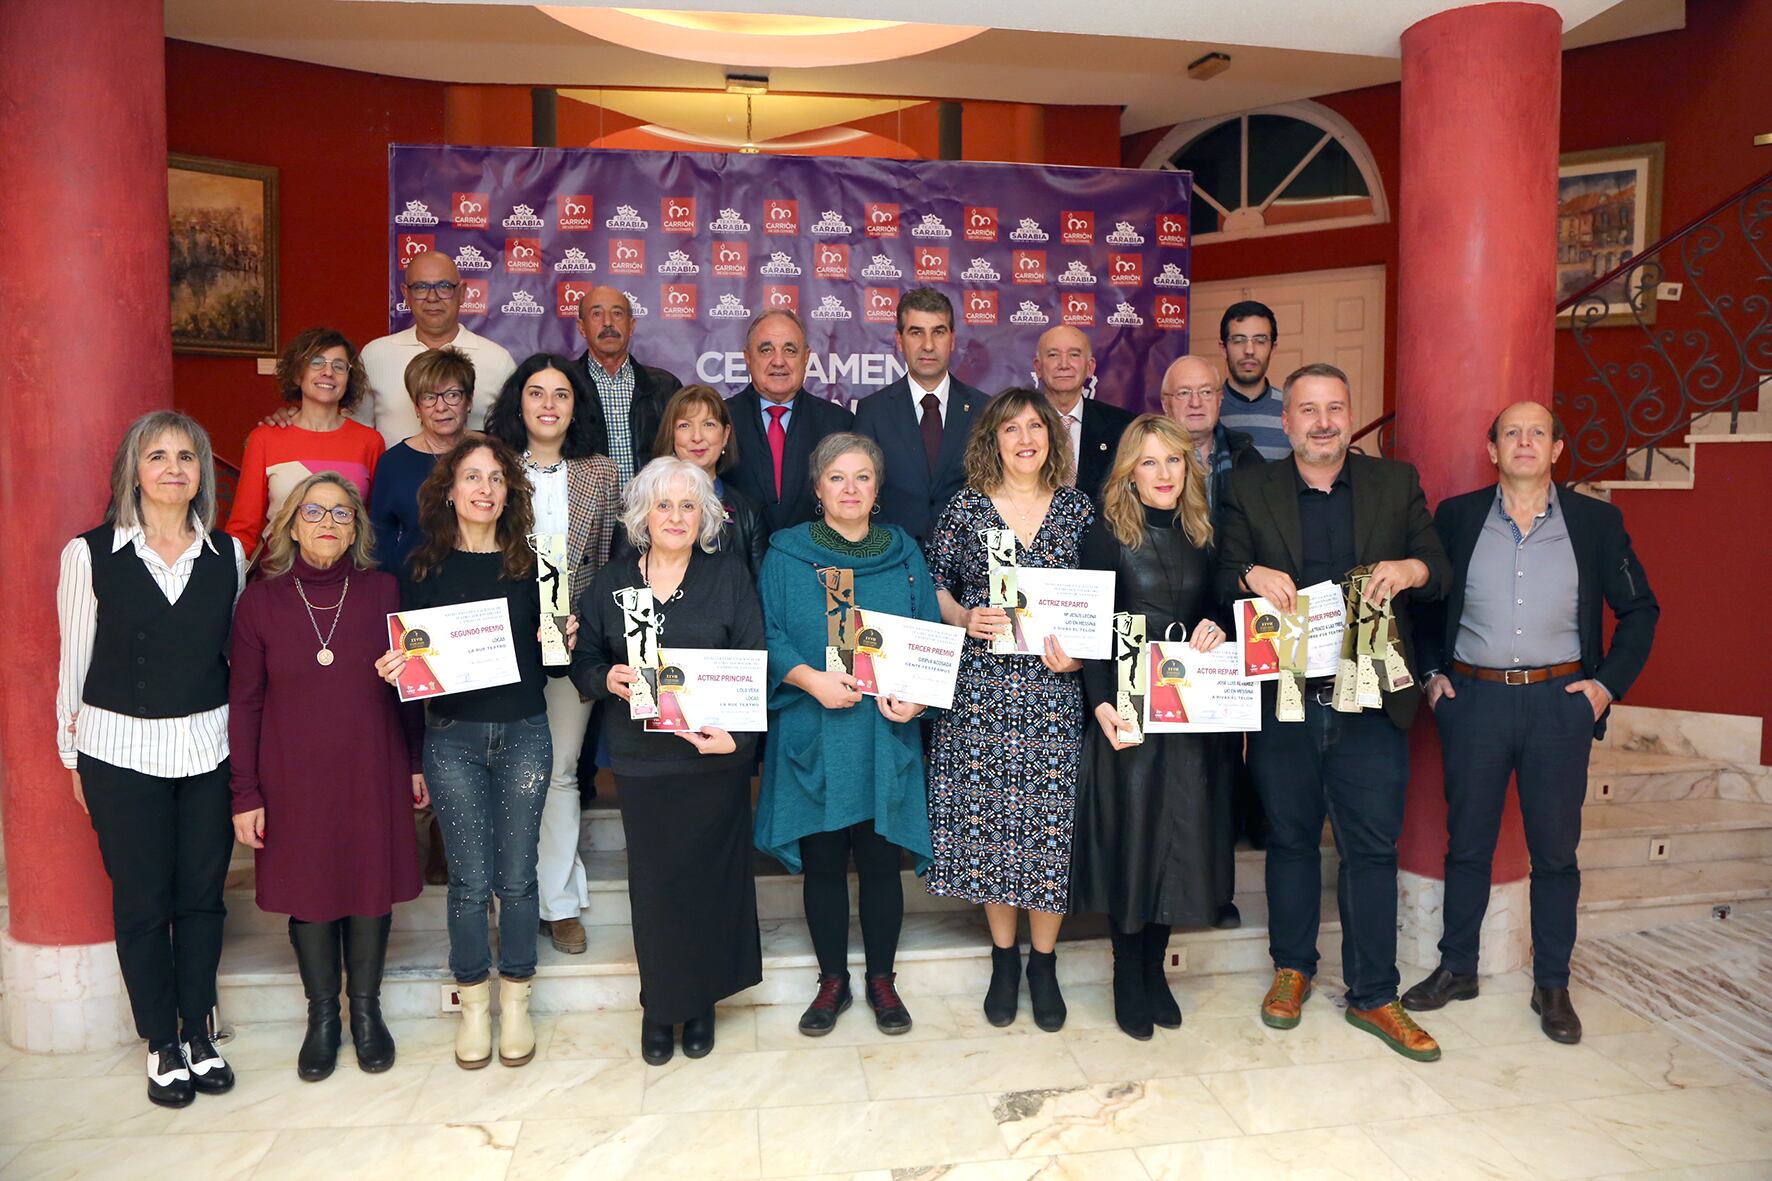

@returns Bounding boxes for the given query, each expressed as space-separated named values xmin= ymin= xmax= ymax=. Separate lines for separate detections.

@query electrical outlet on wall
xmin=1648 ymin=837 xmax=1670 ymax=862
xmin=255 ymin=357 xmax=277 ymax=376
xmin=1657 ymin=281 xmax=1684 ymax=301
xmin=1597 ymin=780 xmax=1615 ymax=801
xmin=441 ymin=984 xmax=464 ymax=1012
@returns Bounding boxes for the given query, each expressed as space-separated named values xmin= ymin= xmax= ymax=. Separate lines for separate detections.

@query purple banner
xmin=388 ymin=145 xmax=1191 ymax=412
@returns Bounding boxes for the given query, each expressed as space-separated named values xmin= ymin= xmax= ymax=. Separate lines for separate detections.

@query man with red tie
xmin=725 ymin=308 xmax=856 ymax=535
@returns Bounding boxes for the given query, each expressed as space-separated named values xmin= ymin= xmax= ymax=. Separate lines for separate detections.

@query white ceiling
xmin=164 ymin=0 xmax=1684 ymax=136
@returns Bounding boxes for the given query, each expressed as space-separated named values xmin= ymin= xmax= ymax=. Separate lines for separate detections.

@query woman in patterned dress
xmin=925 ymin=387 xmax=1093 ymax=1032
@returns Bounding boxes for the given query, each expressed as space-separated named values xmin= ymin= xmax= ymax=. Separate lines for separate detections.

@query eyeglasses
xmin=1161 ymin=387 xmax=1220 ymax=404
xmin=1225 ymin=334 xmax=1273 ymax=348
xmin=417 ymin=387 xmax=467 ymax=407
xmin=306 ymin=357 xmax=351 ymax=375
xmin=297 ymin=503 xmax=357 ymax=525
xmin=406 ymin=281 xmax=459 ymax=298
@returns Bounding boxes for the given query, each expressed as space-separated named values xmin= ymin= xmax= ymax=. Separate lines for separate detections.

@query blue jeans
xmin=424 ymin=712 xmax=552 ymax=983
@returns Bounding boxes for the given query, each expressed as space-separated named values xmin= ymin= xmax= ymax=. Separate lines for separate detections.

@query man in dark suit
xmin=1034 ymin=325 xmax=1135 ymax=495
xmin=1216 ymin=362 xmax=1452 ymax=1061
xmin=574 ymin=285 xmax=681 ymax=486
xmin=1404 ymin=402 xmax=1658 ymax=1044
xmin=725 ymin=308 xmax=855 ymax=535
xmin=853 ymin=289 xmax=985 ymax=541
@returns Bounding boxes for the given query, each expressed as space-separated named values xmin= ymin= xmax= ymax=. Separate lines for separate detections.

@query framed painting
xmin=1556 ymin=142 xmax=1663 ymax=328
xmin=169 ymin=153 xmax=279 ymax=355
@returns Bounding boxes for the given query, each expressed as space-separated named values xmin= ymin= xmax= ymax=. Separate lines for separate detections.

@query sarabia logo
xmin=1106 ymin=301 xmax=1145 ymax=327
xmin=1009 ymin=300 xmax=1050 ymax=326
xmin=606 ymin=204 xmax=649 ymax=231
xmin=860 ymin=254 xmax=903 ymax=280
xmin=394 ymin=200 xmax=439 ymax=227
xmin=910 ymin=213 xmax=952 ymax=239
xmin=1109 ymin=253 xmax=1143 ymax=287
xmin=1009 ymin=217 xmax=1050 ymax=243
xmin=1153 ymin=263 xmax=1191 ymax=289
xmin=452 ymin=192 xmax=489 ymax=229
xmin=661 ymin=197 xmax=697 ymax=234
xmin=558 ymin=195 xmax=596 ymax=231
xmin=1105 ymin=220 xmax=1146 ymax=245
xmin=608 ymin=239 xmax=645 ymax=276
xmin=712 ymin=241 xmax=749 ymax=278
xmin=813 ymin=244 xmax=848 ymax=280
xmin=914 ymin=246 xmax=949 ymax=282
xmin=453 ymin=245 xmax=492 ymax=272
xmin=502 ymin=203 xmax=545 ymax=229
xmin=556 ymin=281 xmax=594 ymax=318
xmin=962 ymin=290 xmax=998 ymax=326
xmin=623 ymin=290 xmax=649 ymax=317
xmin=810 ymin=210 xmax=853 ymax=236
xmin=763 ymin=285 xmax=800 ymax=312
xmin=1057 ymin=260 xmax=1097 ymax=286
xmin=554 ymin=246 xmax=596 ymax=274
xmin=657 ymin=249 xmax=700 ymax=276
xmin=811 ymin=294 xmax=852 ymax=321
xmin=864 ymin=288 xmax=898 ymax=324
xmin=501 ymin=291 xmax=545 ymax=317
xmin=661 ymin=284 xmax=697 ymax=320
xmin=1012 ymin=250 xmax=1047 ymax=284
xmin=1061 ymin=292 xmax=1095 ymax=327
xmin=709 ymin=292 xmax=751 ymax=319
xmin=959 ymin=257 xmax=1000 ymax=283
xmin=505 ymin=237 xmax=542 ymax=275
xmin=964 ymin=207 xmax=998 ymax=242
xmin=1154 ymin=295 xmax=1188 ymax=331
xmin=1061 ymin=210 xmax=1095 ymax=244
xmin=397 ymin=234 xmax=433 ymax=269
xmin=460 ymin=280 xmax=489 ymax=316
xmin=760 ymin=251 xmax=804 ymax=278
xmin=708 ymin=207 xmax=751 ymax=233
xmin=765 ymin=199 xmax=799 ymax=235
xmin=1157 ymin=213 xmax=1189 ymax=248
xmin=865 ymin=203 xmax=901 ymax=237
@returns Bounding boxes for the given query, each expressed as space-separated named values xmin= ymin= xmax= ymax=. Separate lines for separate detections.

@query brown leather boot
xmin=1260 ymin=969 xmax=1312 ymax=1029
xmin=1346 ymin=1000 xmax=1442 ymax=1062
xmin=543 ymin=916 xmax=587 ymax=955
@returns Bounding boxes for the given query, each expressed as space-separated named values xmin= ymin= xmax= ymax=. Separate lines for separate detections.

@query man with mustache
xmin=1215 ymin=363 xmax=1451 ymax=1061
xmin=575 ymin=285 xmax=682 ymax=488
xmin=1216 ymin=300 xmax=1291 ymax=461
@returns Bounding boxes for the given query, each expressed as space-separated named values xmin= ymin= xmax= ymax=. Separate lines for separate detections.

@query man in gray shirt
xmin=1405 ymin=402 xmax=1658 ymax=1045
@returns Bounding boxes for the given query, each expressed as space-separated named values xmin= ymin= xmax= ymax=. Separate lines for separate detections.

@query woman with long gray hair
xmin=54 ymin=410 xmax=246 ymax=1108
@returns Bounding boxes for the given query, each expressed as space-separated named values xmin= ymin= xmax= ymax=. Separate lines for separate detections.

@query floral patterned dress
xmin=924 ymin=485 xmax=1094 ymax=911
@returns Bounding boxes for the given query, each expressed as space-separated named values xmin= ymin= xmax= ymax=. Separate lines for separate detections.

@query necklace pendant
xmin=316 ymin=648 xmax=335 ymax=667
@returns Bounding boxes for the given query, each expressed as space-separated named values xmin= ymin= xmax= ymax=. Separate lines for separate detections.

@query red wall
xmin=165 ymin=41 xmax=445 ymax=461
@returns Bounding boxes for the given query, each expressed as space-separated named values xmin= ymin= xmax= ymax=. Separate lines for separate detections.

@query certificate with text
xmin=1143 ymin=641 xmax=1261 ymax=733
xmin=850 ymin=608 xmax=966 ymax=711
xmin=996 ymin=568 xmax=1116 ymax=661
xmin=1232 ymin=581 xmax=1344 ymax=680
xmin=642 ymin=648 xmax=769 ymax=733
xmin=386 ymin=599 xmax=521 ymax=703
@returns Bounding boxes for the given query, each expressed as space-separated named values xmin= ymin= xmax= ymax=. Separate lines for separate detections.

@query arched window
xmin=1140 ymin=101 xmax=1389 ymax=243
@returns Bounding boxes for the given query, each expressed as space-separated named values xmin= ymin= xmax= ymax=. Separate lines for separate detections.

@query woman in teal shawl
xmin=756 ymin=432 xmax=941 ymax=1039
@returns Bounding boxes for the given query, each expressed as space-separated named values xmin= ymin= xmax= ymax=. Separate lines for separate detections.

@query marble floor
xmin=1 ymin=955 xmax=1768 ymax=1181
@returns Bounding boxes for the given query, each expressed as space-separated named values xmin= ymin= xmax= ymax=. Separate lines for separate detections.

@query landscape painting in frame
xmin=1556 ymin=142 xmax=1663 ymax=328
xmin=169 ymin=154 xmax=279 ymax=355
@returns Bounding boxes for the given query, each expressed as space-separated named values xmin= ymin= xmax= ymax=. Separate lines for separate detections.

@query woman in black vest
xmin=54 ymin=410 xmax=247 ymax=1108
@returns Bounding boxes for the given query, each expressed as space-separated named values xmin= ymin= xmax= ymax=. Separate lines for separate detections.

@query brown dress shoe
xmin=1531 ymin=986 xmax=1583 ymax=1044
xmin=1346 ymin=1000 xmax=1442 ymax=1061
xmin=1261 ymin=969 xmax=1312 ymax=1029
xmin=544 ymin=916 xmax=587 ymax=955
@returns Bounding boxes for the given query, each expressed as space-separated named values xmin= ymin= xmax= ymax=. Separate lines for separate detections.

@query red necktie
xmin=920 ymin=392 xmax=943 ymax=473
xmin=766 ymin=405 xmax=788 ymax=499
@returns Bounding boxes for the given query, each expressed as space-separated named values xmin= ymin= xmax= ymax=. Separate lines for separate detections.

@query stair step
xmin=1586 ymin=749 xmax=1728 ymax=803
xmin=1577 ymin=800 xmax=1772 ymax=868
xmin=1577 ymin=859 xmax=1772 ymax=937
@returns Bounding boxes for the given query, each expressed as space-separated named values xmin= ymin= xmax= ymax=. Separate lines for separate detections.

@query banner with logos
xmin=388 ymin=145 xmax=1191 ymax=412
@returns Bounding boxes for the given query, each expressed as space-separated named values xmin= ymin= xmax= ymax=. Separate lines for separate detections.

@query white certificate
xmin=387 ymin=599 xmax=522 ymax=703
xmin=1143 ymin=641 xmax=1261 ymax=732
xmin=849 ymin=608 xmax=966 ymax=711
xmin=1233 ymin=581 xmax=1344 ymax=680
xmin=642 ymin=648 xmax=769 ymax=733
xmin=996 ymin=567 xmax=1116 ymax=661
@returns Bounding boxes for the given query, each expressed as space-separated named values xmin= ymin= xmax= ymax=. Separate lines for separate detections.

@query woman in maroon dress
xmin=229 ymin=472 xmax=425 ymax=1081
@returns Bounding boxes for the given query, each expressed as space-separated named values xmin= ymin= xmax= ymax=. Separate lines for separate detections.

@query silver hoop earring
xmin=871 ymin=503 xmax=880 ymax=516
xmin=814 ymin=501 xmax=824 ymax=516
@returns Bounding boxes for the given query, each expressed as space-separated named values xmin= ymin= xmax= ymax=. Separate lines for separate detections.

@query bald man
xmin=574 ymin=285 xmax=682 ymax=487
xmin=1033 ymin=325 xmax=1134 ymax=494
xmin=1158 ymin=354 xmax=1263 ymax=526
xmin=1407 ymin=401 xmax=1659 ymax=1044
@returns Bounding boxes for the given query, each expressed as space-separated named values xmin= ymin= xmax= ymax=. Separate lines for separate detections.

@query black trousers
xmin=1247 ymin=695 xmax=1409 ymax=1011
xmin=1435 ymin=670 xmax=1595 ymax=987
xmin=78 ymin=754 xmax=233 ymax=1047
xmin=800 ymin=820 xmax=905 ymax=978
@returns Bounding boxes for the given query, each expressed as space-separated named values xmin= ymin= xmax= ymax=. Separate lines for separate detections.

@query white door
xmin=1190 ymin=265 xmax=1386 ymax=433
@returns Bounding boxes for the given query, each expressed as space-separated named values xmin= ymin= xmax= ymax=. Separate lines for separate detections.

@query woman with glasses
xmin=229 ymin=473 xmax=424 ymax=1081
xmin=225 ymin=327 xmax=386 ymax=561
xmin=369 ymin=347 xmax=476 ymax=574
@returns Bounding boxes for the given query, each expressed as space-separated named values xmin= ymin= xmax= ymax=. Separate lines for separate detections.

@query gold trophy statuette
xmin=1275 ymin=593 xmax=1310 ymax=722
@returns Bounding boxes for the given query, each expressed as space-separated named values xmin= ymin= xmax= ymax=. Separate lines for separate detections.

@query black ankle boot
xmin=682 ymin=1009 xmax=716 ymax=1058
xmin=290 ymin=918 xmax=343 ymax=1081
xmin=1026 ymin=948 xmax=1067 ymax=1032
xmin=1142 ymin=923 xmax=1181 ymax=1029
xmin=344 ymin=914 xmax=396 ymax=1072
xmin=640 ymin=1015 xmax=675 ymax=1066
xmin=798 ymin=973 xmax=852 ymax=1036
xmin=983 ymin=943 xmax=1021 ymax=1028
xmin=1109 ymin=930 xmax=1152 ymax=1041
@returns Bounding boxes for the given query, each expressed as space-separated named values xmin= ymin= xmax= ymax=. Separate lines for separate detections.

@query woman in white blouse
xmin=54 ymin=410 xmax=247 ymax=1109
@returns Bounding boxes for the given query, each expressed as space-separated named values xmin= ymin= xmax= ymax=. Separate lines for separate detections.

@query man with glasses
xmin=574 ymin=286 xmax=681 ymax=487
xmin=1217 ymin=301 xmax=1290 ymax=461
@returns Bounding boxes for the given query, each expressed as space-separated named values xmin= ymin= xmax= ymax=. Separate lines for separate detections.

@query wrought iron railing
xmin=1554 ymin=167 xmax=1772 ymax=482
xmin=1349 ymin=411 xmax=1395 ymax=458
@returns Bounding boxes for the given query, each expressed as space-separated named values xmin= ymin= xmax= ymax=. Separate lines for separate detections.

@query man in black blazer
xmin=1034 ymin=325 xmax=1135 ymax=495
xmin=724 ymin=308 xmax=855 ymax=535
xmin=853 ymin=289 xmax=985 ymax=541
xmin=574 ymin=285 xmax=681 ymax=486
xmin=1216 ymin=362 xmax=1451 ymax=1061
xmin=1403 ymin=402 xmax=1658 ymax=1044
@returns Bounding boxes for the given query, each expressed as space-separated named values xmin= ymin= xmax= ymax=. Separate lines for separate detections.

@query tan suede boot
xmin=498 ymin=976 xmax=536 ymax=1067
xmin=454 ymin=980 xmax=492 ymax=1070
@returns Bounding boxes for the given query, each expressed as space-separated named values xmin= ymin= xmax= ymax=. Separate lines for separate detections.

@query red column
xmin=0 ymin=0 xmax=171 ymax=946
xmin=1395 ymin=2 xmax=1561 ymax=887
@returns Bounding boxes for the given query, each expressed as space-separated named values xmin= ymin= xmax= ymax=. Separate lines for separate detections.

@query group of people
xmin=57 ymin=257 xmax=1658 ymax=1107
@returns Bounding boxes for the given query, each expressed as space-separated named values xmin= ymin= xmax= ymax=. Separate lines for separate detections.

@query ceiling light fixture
xmin=1187 ymin=51 xmax=1232 ymax=81
xmin=538 ymin=8 xmax=987 ymax=68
